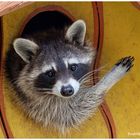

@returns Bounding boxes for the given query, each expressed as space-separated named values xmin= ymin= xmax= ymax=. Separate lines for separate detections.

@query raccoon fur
xmin=5 ymin=20 xmax=134 ymax=133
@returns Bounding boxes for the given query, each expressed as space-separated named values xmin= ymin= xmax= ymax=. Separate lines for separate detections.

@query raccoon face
xmin=13 ymin=20 xmax=95 ymax=98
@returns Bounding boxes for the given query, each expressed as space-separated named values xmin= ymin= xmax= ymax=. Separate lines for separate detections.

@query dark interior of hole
xmin=21 ymin=11 xmax=73 ymax=37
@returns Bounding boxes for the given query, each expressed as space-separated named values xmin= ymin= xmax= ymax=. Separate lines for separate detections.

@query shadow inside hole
xmin=21 ymin=11 xmax=73 ymax=37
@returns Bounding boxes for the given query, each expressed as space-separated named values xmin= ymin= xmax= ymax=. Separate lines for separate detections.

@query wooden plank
xmin=0 ymin=2 xmax=32 ymax=16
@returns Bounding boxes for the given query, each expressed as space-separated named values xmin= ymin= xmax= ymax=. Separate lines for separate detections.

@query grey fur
xmin=14 ymin=38 xmax=39 ymax=63
xmin=5 ymin=20 xmax=134 ymax=133
xmin=66 ymin=20 xmax=86 ymax=45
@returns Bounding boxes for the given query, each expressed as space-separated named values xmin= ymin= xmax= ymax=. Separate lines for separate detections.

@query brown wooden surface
xmin=0 ymin=2 xmax=32 ymax=16
xmin=92 ymin=2 xmax=116 ymax=138
xmin=132 ymin=2 xmax=140 ymax=10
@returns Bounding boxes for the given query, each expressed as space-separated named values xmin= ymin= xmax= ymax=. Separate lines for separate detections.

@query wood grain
xmin=0 ymin=2 xmax=32 ymax=16
xmin=132 ymin=2 xmax=140 ymax=10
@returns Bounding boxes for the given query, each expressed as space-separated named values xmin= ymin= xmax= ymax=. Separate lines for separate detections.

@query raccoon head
xmin=13 ymin=20 xmax=96 ymax=98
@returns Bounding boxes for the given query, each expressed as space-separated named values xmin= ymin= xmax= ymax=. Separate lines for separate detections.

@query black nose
xmin=61 ymin=85 xmax=74 ymax=97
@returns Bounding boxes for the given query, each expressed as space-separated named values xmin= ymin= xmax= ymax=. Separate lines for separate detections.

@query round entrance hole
xmin=20 ymin=8 xmax=74 ymax=37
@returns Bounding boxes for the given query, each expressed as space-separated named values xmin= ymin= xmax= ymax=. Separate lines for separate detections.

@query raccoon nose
xmin=61 ymin=85 xmax=74 ymax=97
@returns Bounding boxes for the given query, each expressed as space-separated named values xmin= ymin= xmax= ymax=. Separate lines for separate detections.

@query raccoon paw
xmin=115 ymin=56 xmax=134 ymax=72
xmin=101 ymin=56 xmax=134 ymax=89
xmin=93 ymin=56 xmax=134 ymax=94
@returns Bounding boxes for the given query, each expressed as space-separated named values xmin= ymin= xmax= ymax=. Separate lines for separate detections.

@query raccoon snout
xmin=52 ymin=78 xmax=80 ymax=98
xmin=61 ymin=85 xmax=74 ymax=97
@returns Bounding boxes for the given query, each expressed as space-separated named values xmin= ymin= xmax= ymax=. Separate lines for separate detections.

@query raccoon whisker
xmin=82 ymin=83 xmax=93 ymax=86
xmin=80 ymin=82 xmax=93 ymax=87
xmin=36 ymin=88 xmax=52 ymax=92
xmin=81 ymin=75 xmax=101 ymax=81
xmin=78 ymin=71 xmax=95 ymax=82
xmin=78 ymin=69 xmax=103 ymax=82
xmin=82 ymin=72 xmax=102 ymax=79
xmin=37 ymin=90 xmax=52 ymax=92
xmin=93 ymin=64 xmax=108 ymax=72
xmin=80 ymin=86 xmax=92 ymax=90
xmin=36 ymin=88 xmax=52 ymax=90
xmin=82 ymin=85 xmax=93 ymax=88
xmin=79 ymin=74 xmax=101 ymax=84
xmin=79 ymin=75 xmax=102 ymax=89
xmin=80 ymin=83 xmax=93 ymax=88
xmin=78 ymin=66 xmax=106 ymax=83
xmin=80 ymin=79 xmax=99 ymax=86
xmin=81 ymin=80 xmax=93 ymax=84
xmin=81 ymin=80 xmax=94 ymax=84
xmin=84 ymin=74 xmax=100 ymax=79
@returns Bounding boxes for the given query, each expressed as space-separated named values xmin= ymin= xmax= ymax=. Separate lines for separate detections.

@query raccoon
xmin=5 ymin=20 xmax=134 ymax=133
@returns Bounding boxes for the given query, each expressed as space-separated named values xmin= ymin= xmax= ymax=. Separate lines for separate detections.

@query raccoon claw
xmin=115 ymin=56 xmax=134 ymax=72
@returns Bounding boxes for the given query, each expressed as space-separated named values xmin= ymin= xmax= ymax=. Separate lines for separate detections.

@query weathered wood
xmin=0 ymin=2 xmax=32 ymax=16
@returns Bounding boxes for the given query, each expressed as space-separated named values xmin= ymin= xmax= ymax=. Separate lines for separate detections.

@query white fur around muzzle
xmin=52 ymin=78 xmax=80 ymax=98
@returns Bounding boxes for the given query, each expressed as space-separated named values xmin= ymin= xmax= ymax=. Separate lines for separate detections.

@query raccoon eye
xmin=70 ymin=64 xmax=78 ymax=71
xmin=45 ymin=70 xmax=55 ymax=78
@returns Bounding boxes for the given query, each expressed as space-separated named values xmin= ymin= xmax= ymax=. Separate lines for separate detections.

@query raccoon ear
xmin=66 ymin=20 xmax=86 ymax=45
xmin=13 ymin=38 xmax=39 ymax=63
